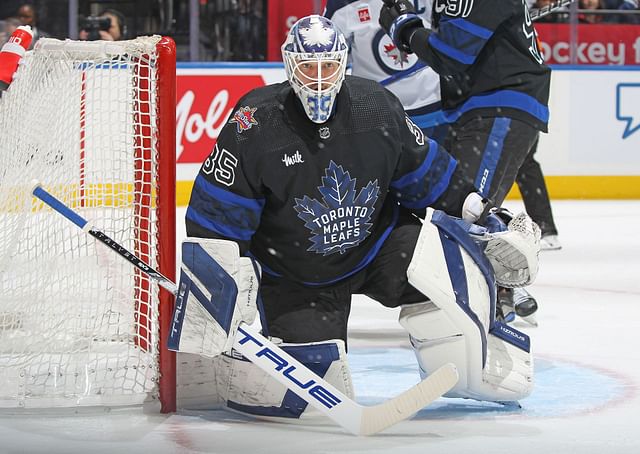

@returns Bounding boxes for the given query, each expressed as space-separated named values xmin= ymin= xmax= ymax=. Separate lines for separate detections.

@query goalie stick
xmin=31 ymin=181 xmax=458 ymax=436
xmin=529 ymin=0 xmax=576 ymax=21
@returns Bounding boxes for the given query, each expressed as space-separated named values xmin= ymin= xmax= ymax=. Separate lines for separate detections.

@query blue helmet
xmin=281 ymin=15 xmax=348 ymax=124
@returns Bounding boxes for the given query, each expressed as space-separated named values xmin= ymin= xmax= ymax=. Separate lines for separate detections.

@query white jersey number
xmin=202 ymin=144 xmax=238 ymax=187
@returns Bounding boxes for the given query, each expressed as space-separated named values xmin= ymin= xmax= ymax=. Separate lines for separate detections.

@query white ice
xmin=1 ymin=200 xmax=639 ymax=453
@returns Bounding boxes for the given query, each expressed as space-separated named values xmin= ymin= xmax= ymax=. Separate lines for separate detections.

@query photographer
xmin=79 ymin=9 xmax=125 ymax=41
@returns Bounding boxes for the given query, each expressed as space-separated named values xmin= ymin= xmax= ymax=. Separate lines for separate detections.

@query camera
xmin=80 ymin=15 xmax=112 ymax=41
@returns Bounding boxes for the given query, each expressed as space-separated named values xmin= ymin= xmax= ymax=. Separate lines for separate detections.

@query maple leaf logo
xmin=299 ymin=20 xmax=335 ymax=48
xmin=294 ymin=161 xmax=379 ymax=256
xmin=383 ymin=43 xmax=410 ymax=67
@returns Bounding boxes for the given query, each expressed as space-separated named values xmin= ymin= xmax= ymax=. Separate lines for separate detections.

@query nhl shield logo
xmin=229 ymin=106 xmax=258 ymax=133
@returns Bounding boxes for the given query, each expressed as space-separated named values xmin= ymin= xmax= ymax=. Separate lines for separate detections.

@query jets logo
xmin=372 ymin=29 xmax=421 ymax=76
xmin=294 ymin=161 xmax=379 ymax=256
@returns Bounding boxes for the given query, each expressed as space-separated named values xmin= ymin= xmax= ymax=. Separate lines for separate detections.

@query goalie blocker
xmin=401 ymin=209 xmax=534 ymax=402
xmin=168 ymin=238 xmax=260 ymax=357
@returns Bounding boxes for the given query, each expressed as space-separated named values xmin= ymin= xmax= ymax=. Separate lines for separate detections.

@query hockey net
xmin=0 ymin=36 xmax=176 ymax=411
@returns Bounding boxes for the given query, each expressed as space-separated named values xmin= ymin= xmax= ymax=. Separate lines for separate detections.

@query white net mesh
xmin=0 ymin=36 xmax=166 ymax=408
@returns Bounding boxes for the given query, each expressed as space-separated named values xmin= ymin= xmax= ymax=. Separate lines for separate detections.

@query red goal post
xmin=0 ymin=36 xmax=176 ymax=412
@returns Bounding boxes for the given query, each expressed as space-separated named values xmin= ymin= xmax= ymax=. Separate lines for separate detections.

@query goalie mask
xmin=281 ymin=15 xmax=348 ymax=124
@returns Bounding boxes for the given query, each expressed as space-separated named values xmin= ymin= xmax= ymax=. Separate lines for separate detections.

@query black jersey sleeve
xmin=185 ymin=106 xmax=265 ymax=255
xmin=323 ymin=0 xmax=356 ymax=19
xmin=388 ymin=93 xmax=478 ymax=217
xmin=388 ymin=94 xmax=458 ymax=211
xmin=409 ymin=0 xmax=519 ymax=75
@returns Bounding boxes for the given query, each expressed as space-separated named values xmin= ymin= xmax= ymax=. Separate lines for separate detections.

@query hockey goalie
xmin=168 ymin=15 xmax=540 ymax=422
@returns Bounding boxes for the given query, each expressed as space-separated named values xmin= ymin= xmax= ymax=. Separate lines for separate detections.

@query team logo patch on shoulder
xmin=294 ymin=161 xmax=379 ymax=256
xmin=229 ymin=106 xmax=258 ymax=133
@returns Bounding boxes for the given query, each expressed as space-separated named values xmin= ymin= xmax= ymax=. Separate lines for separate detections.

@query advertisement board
xmin=266 ymin=0 xmax=323 ymax=61
xmin=176 ymin=64 xmax=640 ymax=202
xmin=536 ymin=24 xmax=640 ymax=66
xmin=176 ymin=64 xmax=286 ymax=201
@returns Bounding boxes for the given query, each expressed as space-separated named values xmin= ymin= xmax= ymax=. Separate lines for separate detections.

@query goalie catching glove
xmin=168 ymin=238 xmax=260 ymax=357
xmin=473 ymin=210 xmax=541 ymax=288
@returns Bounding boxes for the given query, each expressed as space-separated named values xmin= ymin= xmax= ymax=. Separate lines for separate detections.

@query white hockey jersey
xmin=325 ymin=0 xmax=442 ymax=120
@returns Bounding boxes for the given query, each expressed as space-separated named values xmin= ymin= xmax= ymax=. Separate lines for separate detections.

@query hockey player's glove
xmin=461 ymin=192 xmax=490 ymax=224
xmin=379 ymin=0 xmax=424 ymax=53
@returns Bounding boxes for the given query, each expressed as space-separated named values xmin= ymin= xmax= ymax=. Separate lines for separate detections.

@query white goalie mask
xmin=281 ymin=15 xmax=348 ymax=124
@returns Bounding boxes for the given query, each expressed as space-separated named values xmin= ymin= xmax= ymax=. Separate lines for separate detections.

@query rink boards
xmin=173 ymin=64 xmax=640 ymax=203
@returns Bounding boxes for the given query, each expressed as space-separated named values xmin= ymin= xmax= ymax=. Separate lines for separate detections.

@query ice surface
xmin=1 ymin=200 xmax=639 ymax=453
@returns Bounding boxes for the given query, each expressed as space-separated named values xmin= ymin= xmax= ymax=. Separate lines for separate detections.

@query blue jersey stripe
xmin=186 ymin=175 xmax=264 ymax=240
xmin=193 ymin=174 xmax=265 ymax=211
xmin=474 ymin=118 xmax=511 ymax=197
xmin=186 ymin=206 xmax=255 ymax=240
xmin=392 ymin=138 xmax=439 ymax=188
xmin=391 ymin=139 xmax=457 ymax=209
xmin=409 ymin=109 xmax=448 ymax=129
xmin=429 ymin=18 xmax=492 ymax=65
xmin=444 ymin=89 xmax=550 ymax=123
xmin=399 ymin=158 xmax=456 ymax=209
xmin=447 ymin=18 xmax=493 ymax=40
xmin=428 ymin=34 xmax=476 ymax=65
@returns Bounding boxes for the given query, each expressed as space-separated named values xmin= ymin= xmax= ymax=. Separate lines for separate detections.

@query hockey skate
xmin=540 ymin=234 xmax=562 ymax=251
xmin=497 ymin=287 xmax=538 ymax=326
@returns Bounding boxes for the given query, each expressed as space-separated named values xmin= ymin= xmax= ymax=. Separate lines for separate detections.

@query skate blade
xmin=519 ymin=313 xmax=538 ymax=327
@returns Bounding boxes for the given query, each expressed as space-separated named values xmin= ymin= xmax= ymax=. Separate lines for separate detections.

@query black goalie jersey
xmin=186 ymin=76 xmax=471 ymax=285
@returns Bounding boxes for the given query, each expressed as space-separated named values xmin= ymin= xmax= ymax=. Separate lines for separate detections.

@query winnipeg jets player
xmin=174 ymin=15 xmax=537 ymax=420
xmin=325 ymin=0 xmax=448 ymax=141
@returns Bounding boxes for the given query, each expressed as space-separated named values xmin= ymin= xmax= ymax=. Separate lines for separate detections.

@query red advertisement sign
xmin=536 ymin=24 xmax=640 ymax=65
xmin=266 ymin=0 xmax=322 ymax=61
xmin=176 ymin=74 xmax=267 ymax=164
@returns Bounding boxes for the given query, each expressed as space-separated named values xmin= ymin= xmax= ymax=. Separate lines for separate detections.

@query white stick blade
xmin=359 ymin=362 xmax=458 ymax=436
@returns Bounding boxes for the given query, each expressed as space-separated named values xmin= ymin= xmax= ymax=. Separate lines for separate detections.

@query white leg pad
xmin=483 ymin=331 xmax=534 ymax=400
xmin=215 ymin=338 xmax=354 ymax=421
xmin=403 ymin=209 xmax=534 ymax=402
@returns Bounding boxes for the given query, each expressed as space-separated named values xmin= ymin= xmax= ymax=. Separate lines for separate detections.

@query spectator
xmin=0 ymin=17 xmax=21 ymax=46
xmin=0 ymin=1 xmax=24 ymax=22
xmin=578 ymin=0 xmax=604 ymax=23
xmin=79 ymin=8 xmax=126 ymax=41
xmin=602 ymin=0 xmax=640 ymax=23
xmin=16 ymin=3 xmax=48 ymax=48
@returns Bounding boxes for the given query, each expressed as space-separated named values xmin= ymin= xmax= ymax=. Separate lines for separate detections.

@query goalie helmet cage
xmin=0 ymin=36 xmax=177 ymax=412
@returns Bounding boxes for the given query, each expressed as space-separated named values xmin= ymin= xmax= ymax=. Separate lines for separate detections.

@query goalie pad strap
xmin=491 ymin=321 xmax=531 ymax=353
